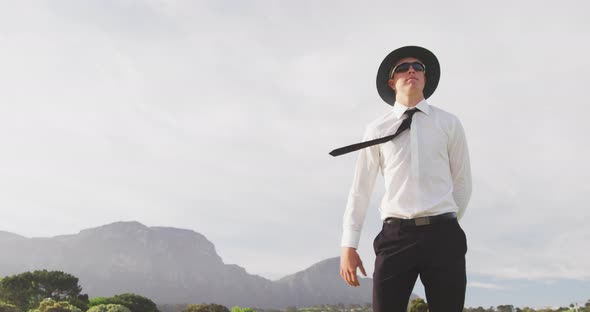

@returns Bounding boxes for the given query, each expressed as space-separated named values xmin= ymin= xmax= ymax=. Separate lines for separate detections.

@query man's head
xmin=388 ymin=57 xmax=427 ymax=98
xmin=376 ymin=46 xmax=440 ymax=106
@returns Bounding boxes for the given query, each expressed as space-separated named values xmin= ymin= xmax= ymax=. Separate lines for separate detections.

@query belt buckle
xmin=414 ymin=217 xmax=430 ymax=226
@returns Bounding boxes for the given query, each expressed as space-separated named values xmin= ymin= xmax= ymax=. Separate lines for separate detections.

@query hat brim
xmin=376 ymin=46 xmax=440 ymax=106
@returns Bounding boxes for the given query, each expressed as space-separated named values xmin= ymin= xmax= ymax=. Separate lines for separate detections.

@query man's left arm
xmin=448 ymin=115 xmax=472 ymax=220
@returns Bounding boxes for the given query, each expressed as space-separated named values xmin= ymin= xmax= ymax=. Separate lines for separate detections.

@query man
xmin=330 ymin=46 xmax=472 ymax=311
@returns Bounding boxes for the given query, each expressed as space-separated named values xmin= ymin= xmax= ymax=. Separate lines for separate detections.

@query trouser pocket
xmin=373 ymin=223 xmax=401 ymax=255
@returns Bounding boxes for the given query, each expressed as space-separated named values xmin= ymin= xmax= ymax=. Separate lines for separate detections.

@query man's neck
xmin=396 ymin=94 xmax=425 ymax=108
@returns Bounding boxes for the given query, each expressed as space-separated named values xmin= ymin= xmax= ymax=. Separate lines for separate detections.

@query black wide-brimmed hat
xmin=376 ymin=45 xmax=440 ymax=106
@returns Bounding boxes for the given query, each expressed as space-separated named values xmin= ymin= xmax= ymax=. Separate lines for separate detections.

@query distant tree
xmin=0 ymin=270 xmax=88 ymax=311
xmin=0 ymin=301 xmax=21 ymax=312
xmin=29 ymin=298 xmax=82 ymax=312
xmin=0 ymin=271 xmax=35 ymax=310
xmin=31 ymin=270 xmax=82 ymax=299
xmin=183 ymin=304 xmax=230 ymax=312
xmin=409 ymin=298 xmax=428 ymax=312
xmin=497 ymin=305 xmax=514 ymax=312
xmin=87 ymin=304 xmax=132 ymax=312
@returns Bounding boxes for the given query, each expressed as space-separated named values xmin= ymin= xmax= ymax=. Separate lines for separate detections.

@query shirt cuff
xmin=341 ymin=229 xmax=361 ymax=249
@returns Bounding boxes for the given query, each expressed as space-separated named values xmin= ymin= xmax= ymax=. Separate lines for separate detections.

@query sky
xmin=0 ymin=0 xmax=589 ymax=309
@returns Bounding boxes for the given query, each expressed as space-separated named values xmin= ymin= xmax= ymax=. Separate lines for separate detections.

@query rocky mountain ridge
xmin=0 ymin=221 xmax=381 ymax=308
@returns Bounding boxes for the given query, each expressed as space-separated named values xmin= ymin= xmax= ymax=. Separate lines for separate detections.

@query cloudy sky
xmin=1 ymin=0 xmax=589 ymax=308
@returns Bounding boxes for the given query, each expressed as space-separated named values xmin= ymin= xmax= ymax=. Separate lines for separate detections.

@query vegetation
xmin=409 ymin=298 xmax=428 ymax=312
xmin=88 ymin=298 xmax=112 ymax=307
xmin=0 ymin=271 xmax=158 ymax=312
xmin=0 ymin=270 xmax=88 ymax=311
xmin=462 ymin=305 xmax=590 ymax=312
xmin=182 ymin=304 xmax=230 ymax=312
xmin=91 ymin=293 xmax=159 ymax=312
xmin=29 ymin=298 xmax=82 ymax=312
xmin=87 ymin=304 xmax=132 ymax=312
xmin=0 ymin=301 xmax=21 ymax=312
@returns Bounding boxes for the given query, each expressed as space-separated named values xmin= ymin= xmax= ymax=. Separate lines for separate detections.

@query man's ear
xmin=388 ymin=79 xmax=395 ymax=91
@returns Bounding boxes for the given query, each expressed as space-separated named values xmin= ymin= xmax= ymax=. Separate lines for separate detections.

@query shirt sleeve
xmin=448 ymin=116 xmax=472 ymax=221
xmin=340 ymin=125 xmax=381 ymax=249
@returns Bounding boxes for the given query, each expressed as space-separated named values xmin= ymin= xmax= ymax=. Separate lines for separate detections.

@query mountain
xmin=0 ymin=221 xmax=384 ymax=309
xmin=276 ymin=257 xmax=373 ymax=307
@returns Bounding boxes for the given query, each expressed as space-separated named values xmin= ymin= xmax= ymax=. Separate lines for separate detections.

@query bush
xmin=409 ymin=298 xmax=428 ymax=312
xmin=231 ymin=307 xmax=256 ymax=312
xmin=88 ymin=294 xmax=158 ymax=312
xmin=88 ymin=298 xmax=111 ymax=308
xmin=28 ymin=298 xmax=82 ymax=312
xmin=87 ymin=304 xmax=132 ymax=312
xmin=183 ymin=304 xmax=230 ymax=312
xmin=0 ymin=301 xmax=21 ymax=312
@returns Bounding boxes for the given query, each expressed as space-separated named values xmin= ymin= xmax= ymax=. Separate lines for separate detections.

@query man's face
xmin=388 ymin=57 xmax=426 ymax=97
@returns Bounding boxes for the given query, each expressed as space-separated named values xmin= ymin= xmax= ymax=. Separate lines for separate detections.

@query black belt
xmin=384 ymin=212 xmax=457 ymax=226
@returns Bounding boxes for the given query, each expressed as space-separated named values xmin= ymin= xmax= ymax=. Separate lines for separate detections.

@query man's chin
xmin=402 ymin=86 xmax=424 ymax=93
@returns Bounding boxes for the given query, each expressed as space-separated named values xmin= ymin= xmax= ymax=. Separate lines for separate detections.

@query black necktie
xmin=329 ymin=108 xmax=420 ymax=157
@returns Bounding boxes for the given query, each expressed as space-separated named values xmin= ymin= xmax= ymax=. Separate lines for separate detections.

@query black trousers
xmin=372 ymin=218 xmax=467 ymax=312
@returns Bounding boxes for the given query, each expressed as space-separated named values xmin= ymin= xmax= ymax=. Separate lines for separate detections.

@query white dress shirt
xmin=341 ymin=99 xmax=472 ymax=249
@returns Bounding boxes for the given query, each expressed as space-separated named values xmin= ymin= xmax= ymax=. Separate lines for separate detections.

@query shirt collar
xmin=392 ymin=98 xmax=431 ymax=119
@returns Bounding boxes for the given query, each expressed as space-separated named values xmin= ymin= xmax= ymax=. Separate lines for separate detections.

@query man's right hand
xmin=340 ymin=247 xmax=367 ymax=287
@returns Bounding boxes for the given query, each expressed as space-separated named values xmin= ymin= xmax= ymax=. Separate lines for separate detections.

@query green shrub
xmin=88 ymin=298 xmax=111 ymax=308
xmin=183 ymin=304 xmax=230 ymax=312
xmin=0 ymin=301 xmax=21 ymax=312
xmin=87 ymin=294 xmax=158 ymax=312
xmin=231 ymin=307 xmax=256 ymax=312
xmin=28 ymin=298 xmax=82 ymax=312
xmin=409 ymin=298 xmax=428 ymax=312
xmin=87 ymin=304 xmax=132 ymax=312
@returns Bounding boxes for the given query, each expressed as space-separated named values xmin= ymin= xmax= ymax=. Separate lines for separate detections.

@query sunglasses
xmin=390 ymin=62 xmax=426 ymax=77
